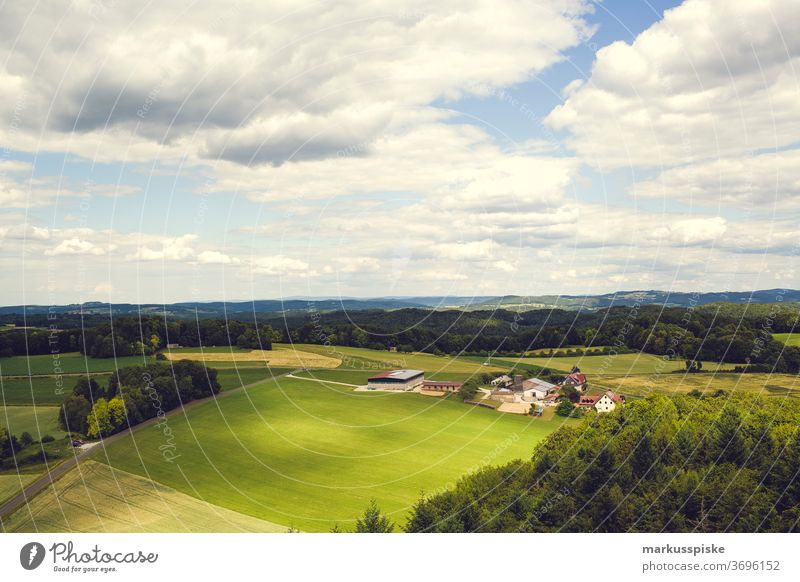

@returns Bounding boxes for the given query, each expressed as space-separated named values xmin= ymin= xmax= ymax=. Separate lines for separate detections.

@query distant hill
xmin=466 ymin=289 xmax=800 ymax=312
xmin=0 ymin=289 xmax=797 ymax=318
xmin=0 ymin=296 xmax=500 ymax=319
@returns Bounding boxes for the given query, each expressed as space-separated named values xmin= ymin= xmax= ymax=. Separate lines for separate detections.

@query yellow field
xmin=1 ymin=461 xmax=287 ymax=533
xmin=0 ymin=473 xmax=38 ymax=504
xmin=165 ymin=347 xmax=341 ymax=369
xmin=592 ymin=373 xmax=800 ymax=399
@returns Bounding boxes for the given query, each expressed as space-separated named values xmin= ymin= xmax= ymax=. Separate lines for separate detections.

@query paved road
xmin=0 ymin=373 xmax=289 ymax=522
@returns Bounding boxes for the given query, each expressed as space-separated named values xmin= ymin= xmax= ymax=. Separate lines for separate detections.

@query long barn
xmin=367 ymin=369 xmax=424 ymax=391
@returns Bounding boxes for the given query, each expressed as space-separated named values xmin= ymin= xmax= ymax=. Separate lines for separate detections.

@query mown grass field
xmin=773 ymin=333 xmax=800 ymax=347
xmin=0 ymin=352 xmax=154 ymax=376
xmin=496 ymin=353 xmax=729 ymax=376
xmin=289 ymin=344 xmax=507 ymax=374
xmin=0 ymin=375 xmax=86 ymax=405
xmin=1 ymin=461 xmax=286 ymax=533
xmin=165 ymin=346 xmax=341 ymax=369
xmin=215 ymin=368 xmax=293 ymax=390
xmin=96 ymin=376 xmax=569 ymax=532
xmin=293 ymin=369 xmax=481 ymax=386
xmin=593 ymin=372 xmax=800 ymax=399
xmin=0 ymin=405 xmax=66 ymax=439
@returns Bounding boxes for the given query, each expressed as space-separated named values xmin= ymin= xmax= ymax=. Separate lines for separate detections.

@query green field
xmin=0 ymin=405 xmax=66 ymax=440
xmin=215 ymin=368 xmax=293 ymax=390
xmin=96 ymin=376 xmax=568 ymax=531
xmin=773 ymin=333 xmax=800 ymax=347
xmin=0 ymin=375 xmax=90 ymax=405
xmin=0 ymin=352 xmax=154 ymax=376
xmin=496 ymin=353 xmax=728 ymax=376
xmin=1 ymin=461 xmax=286 ymax=533
xmin=288 ymin=344 xmax=506 ymax=374
xmin=0 ymin=473 xmax=38 ymax=505
xmin=594 ymin=372 xmax=800 ymax=399
xmin=294 ymin=369 xmax=481 ymax=386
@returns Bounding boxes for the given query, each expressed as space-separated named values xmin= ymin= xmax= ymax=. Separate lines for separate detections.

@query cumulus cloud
xmin=250 ymin=255 xmax=310 ymax=275
xmin=547 ymin=0 xmax=800 ymax=168
xmin=651 ymin=217 xmax=727 ymax=245
xmin=0 ymin=0 xmax=594 ymax=166
xmin=129 ymin=234 xmax=198 ymax=261
xmin=632 ymin=150 xmax=800 ymax=208
xmin=196 ymin=250 xmax=240 ymax=264
xmin=45 ymin=238 xmax=107 ymax=256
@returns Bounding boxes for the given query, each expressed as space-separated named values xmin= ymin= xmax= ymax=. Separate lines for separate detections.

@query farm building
xmin=541 ymin=393 xmax=560 ymax=407
xmin=577 ymin=391 xmax=625 ymax=413
xmin=421 ymin=380 xmax=462 ymax=393
xmin=492 ymin=375 xmax=558 ymax=403
xmin=490 ymin=374 xmax=512 ymax=388
xmin=521 ymin=378 xmax=559 ymax=401
xmin=367 ymin=369 xmax=425 ymax=391
xmin=562 ymin=371 xmax=587 ymax=391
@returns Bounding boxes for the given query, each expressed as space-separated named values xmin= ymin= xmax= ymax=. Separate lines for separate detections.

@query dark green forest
xmin=2 ymin=301 xmax=799 ymax=371
xmin=404 ymin=393 xmax=800 ymax=533
xmin=59 ymin=361 xmax=220 ymax=437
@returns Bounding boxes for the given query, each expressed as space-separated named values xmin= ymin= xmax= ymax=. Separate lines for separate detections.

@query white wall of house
xmin=594 ymin=395 xmax=616 ymax=413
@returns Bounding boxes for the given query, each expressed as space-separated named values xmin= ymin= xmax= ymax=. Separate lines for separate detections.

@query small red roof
xmin=423 ymin=380 xmax=462 ymax=388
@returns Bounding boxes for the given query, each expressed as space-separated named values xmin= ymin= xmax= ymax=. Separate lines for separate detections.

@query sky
xmin=1 ymin=0 xmax=798 ymax=305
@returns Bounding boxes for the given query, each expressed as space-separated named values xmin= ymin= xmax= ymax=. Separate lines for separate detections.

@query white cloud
xmin=650 ymin=216 xmax=727 ymax=245
xmin=128 ymin=234 xmax=197 ymax=261
xmin=632 ymin=150 xmax=800 ymax=208
xmin=547 ymin=0 xmax=800 ymax=168
xmin=197 ymin=250 xmax=240 ymax=264
xmin=45 ymin=238 xmax=107 ymax=256
xmin=0 ymin=0 xmax=593 ymax=166
xmin=250 ymin=255 xmax=310 ymax=276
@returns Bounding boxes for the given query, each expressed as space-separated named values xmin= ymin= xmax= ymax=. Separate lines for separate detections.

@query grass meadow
xmin=0 ymin=405 xmax=66 ymax=440
xmin=496 ymin=352 xmax=731 ymax=376
xmin=95 ymin=376 xmax=569 ymax=532
xmin=773 ymin=333 xmax=800 ymax=347
xmin=1 ymin=461 xmax=285 ymax=532
xmin=592 ymin=372 xmax=800 ymax=399
xmin=0 ymin=352 xmax=154 ymax=376
xmin=289 ymin=344 xmax=507 ymax=375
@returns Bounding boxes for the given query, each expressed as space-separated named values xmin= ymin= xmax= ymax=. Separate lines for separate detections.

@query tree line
xmin=2 ymin=302 xmax=798 ymax=371
xmin=59 ymin=361 xmax=221 ymax=438
xmin=0 ymin=318 xmax=281 ymax=359
xmin=401 ymin=392 xmax=800 ymax=532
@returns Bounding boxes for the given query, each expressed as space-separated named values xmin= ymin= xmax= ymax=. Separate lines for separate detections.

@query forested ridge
xmin=404 ymin=393 xmax=800 ymax=533
xmin=1 ymin=301 xmax=798 ymax=370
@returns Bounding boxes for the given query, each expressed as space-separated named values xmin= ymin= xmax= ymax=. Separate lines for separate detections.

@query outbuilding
xmin=367 ymin=369 xmax=425 ymax=391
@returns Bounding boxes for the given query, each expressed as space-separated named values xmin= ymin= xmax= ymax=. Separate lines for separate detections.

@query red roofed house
xmin=563 ymin=372 xmax=588 ymax=390
xmin=421 ymin=380 xmax=463 ymax=393
xmin=577 ymin=391 xmax=625 ymax=413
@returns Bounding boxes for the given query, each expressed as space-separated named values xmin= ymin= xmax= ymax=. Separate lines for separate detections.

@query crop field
xmin=0 ymin=352 xmax=154 ymax=376
xmin=1 ymin=461 xmax=286 ymax=533
xmin=0 ymin=473 xmax=38 ymax=505
xmin=96 ymin=376 xmax=569 ymax=532
xmin=773 ymin=333 xmax=800 ymax=347
xmin=593 ymin=372 xmax=800 ymax=399
xmin=164 ymin=347 xmax=341 ymax=369
xmin=496 ymin=353 xmax=729 ymax=376
xmin=288 ymin=344 xmax=507 ymax=374
xmin=0 ymin=405 xmax=66 ymax=440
